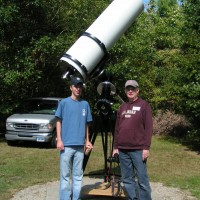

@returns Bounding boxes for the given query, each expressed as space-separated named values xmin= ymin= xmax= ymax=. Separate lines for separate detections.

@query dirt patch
xmin=10 ymin=177 xmax=197 ymax=200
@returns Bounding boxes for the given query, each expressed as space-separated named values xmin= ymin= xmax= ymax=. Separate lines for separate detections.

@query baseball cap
xmin=125 ymin=80 xmax=139 ymax=88
xmin=70 ymin=77 xmax=84 ymax=86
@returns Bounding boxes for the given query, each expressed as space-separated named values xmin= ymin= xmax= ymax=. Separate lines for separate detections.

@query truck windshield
xmin=18 ymin=99 xmax=58 ymax=115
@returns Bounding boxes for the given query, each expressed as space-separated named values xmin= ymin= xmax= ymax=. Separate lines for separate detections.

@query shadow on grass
xmin=181 ymin=140 xmax=200 ymax=154
xmin=160 ymin=135 xmax=200 ymax=154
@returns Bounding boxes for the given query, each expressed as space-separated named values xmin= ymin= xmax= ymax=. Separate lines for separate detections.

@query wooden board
xmin=82 ymin=181 xmax=125 ymax=197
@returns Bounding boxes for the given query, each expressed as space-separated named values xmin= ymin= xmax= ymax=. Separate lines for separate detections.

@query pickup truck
xmin=5 ymin=97 xmax=62 ymax=147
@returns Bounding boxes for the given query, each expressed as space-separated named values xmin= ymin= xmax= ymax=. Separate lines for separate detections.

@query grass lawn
xmin=149 ymin=136 xmax=200 ymax=199
xmin=0 ymin=134 xmax=200 ymax=200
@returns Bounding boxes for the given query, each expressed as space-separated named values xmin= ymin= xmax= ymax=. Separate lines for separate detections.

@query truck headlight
xmin=40 ymin=123 xmax=53 ymax=130
xmin=6 ymin=122 xmax=14 ymax=128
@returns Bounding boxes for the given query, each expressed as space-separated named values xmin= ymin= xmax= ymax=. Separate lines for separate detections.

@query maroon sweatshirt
xmin=114 ymin=97 xmax=153 ymax=150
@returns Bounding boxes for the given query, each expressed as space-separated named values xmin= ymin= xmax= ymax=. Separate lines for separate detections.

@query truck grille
xmin=14 ymin=123 xmax=40 ymax=130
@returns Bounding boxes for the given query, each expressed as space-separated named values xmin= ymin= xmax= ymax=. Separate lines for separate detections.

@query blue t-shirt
xmin=55 ymin=97 xmax=92 ymax=146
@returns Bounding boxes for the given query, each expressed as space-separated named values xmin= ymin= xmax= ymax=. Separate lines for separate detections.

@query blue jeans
xmin=119 ymin=150 xmax=151 ymax=200
xmin=59 ymin=146 xmax=84 ymax=200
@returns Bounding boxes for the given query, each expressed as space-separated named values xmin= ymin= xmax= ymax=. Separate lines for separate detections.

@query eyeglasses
xmin=125 ymin=86 xmax=137 ymax=91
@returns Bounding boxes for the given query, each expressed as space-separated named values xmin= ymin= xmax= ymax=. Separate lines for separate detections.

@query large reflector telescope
xmin=60 ymin=0 xmax=144 ymax=80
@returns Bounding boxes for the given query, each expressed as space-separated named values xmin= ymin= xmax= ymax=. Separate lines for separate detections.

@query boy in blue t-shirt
xmin=55 ymin=77 xmax=93 ymax=200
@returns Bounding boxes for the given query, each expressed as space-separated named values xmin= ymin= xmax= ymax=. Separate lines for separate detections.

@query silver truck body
xmin=5 ymin=97 xmax=62 ymax=147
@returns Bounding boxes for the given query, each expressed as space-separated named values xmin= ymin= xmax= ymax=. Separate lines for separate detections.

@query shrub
xmin=153 ymin=110 xmax=191 ymax=137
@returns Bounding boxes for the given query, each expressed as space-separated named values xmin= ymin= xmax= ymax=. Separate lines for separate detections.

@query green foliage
xmin=179 ymin=0 xmax=200 ymax=125
xmin=157 ymin=0 xmax=178 ymax=17
xmin=0 ymin=0 xmax=112 ymax=115
xmin=0 ymin=0 xmax=199 ymax=142
xmin=0 ymin=0 xmax=66 ymax=114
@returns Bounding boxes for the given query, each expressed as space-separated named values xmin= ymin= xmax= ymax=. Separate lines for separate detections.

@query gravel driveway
xmin=10 ymin=177 xmax=197 ymax=200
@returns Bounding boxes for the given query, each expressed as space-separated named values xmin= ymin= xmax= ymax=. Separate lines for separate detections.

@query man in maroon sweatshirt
xmin=113 ymin=80 xmax=153 ymax=200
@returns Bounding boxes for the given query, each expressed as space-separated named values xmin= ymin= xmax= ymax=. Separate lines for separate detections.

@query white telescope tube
xmin=60 ymin=0 xmax=144 ymax=80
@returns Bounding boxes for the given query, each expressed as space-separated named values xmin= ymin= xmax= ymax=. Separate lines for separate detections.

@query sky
xmin=143 ymin=0 xmax=150 ymax=4
xmin=143 ymin=0 xmax=150 ymax=9
xmin=143 ymin=0 xmax=150 ymax=11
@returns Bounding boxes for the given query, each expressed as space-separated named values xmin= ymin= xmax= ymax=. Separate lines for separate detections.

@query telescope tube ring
xmin=81 ymin=32 xmax=108 ymax=56
xmin=62 ymin=53 xmax=88 ymax=76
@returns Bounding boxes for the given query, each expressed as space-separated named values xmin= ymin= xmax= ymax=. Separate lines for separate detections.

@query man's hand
xmin=142 ymin=149 xmax=149 ymax=161
xmin=112 ymin=148 xmax=119 ymax=157
xmin=85 ymin=141 xmax=93 ymax=149
xmin=57 ymin=139 xmax=64 ymax=151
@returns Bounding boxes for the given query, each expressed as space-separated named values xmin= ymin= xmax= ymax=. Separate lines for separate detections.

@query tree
xmin=157 ymin=0 xmax=178 ymax=17
xmin=0 ymin=0 xmax=110 ymax=114
xmin=179 ymin=0 xmax=200 ymax=124
xmin=0 ymin=0 xmax=199 ymax=142
xmin=0 ymin=0 xmax=66 ymax=113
